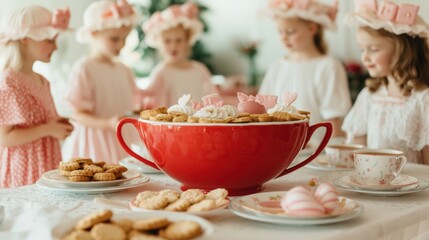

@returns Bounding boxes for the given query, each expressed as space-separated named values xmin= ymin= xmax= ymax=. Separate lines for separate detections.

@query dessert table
xmin=1 ymin=163 xmax=429 ymax=240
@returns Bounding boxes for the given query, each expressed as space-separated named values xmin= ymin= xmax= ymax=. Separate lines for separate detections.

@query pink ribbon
xmin=354 ymin=0 xmax=419 ymax=26
xmin=143 ymin=2 xmax=199 ymax=33
xmin=103 ymin=0 xmax=135 ymax=19
xmin=237 ymin=92 xmax=277 ymax=109
xmin=51 ymin=7 xmax=70 ymax=29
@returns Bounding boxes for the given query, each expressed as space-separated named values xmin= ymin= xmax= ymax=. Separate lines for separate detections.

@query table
xmin=1 ymin=163 xmax=429 ymax=240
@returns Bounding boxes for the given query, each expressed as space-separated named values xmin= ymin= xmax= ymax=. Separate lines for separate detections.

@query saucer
xmin=305 ymin=155 xmax=354 ymax=171
xmin=36 ymin=175 xmax=150 ymax=194
xmin=229 ymin=191 xmax=363 ymax=225
xmin=42 ymin=169 xmax=142 ymax=188
xmin=349 ymin=175 xmax=419 ymax=190
xmin=332 ymin=176 xmax=429 ymax=197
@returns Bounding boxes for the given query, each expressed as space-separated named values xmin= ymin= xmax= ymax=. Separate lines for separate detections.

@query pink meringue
xmin=237 ymin=101 xmax=266 ymax=114
xmin=281 ymin=186 xmax=325 ymax=217
xmin=314 ymin=183 xmax=339 ymax=214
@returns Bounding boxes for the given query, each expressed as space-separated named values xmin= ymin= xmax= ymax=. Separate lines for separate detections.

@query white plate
xmin=332 ymin=175 xmax=429 ymax=197
xmin=36 ymin=175 xmax=150 ymax=194
xmin=349 ymin=175 xmax=419 ymax=190
xmin=229 ymin=191 xmax=363 ymax=225
xmin=305 ymin=155 xmax=355 ymax=171
xmin=129 ymin=197 xmax=229 ymax=217
xmin=119 ymin=157 xmax=161 ymax=174
xmin=51 ymin=211 xmax=213 ymax=239
xmin=42 ymin=169 xmax=141 ymax=188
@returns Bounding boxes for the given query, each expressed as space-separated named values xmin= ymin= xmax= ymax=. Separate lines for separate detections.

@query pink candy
xmin=281 ymin=183 xmax=339 ymax=217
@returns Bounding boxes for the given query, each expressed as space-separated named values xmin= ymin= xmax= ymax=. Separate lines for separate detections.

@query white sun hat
xmin=344 ymin=0 xmax=429 ymax=40
xmin=76 ymin=0 xmax=141 ymax=44
xmin=142 ymin=2 xmax=203 ymax=48
xmin=0 ymin=5 xmax=71 ymax=43
xmin=263 ymin=0 xmax=339 ymax=30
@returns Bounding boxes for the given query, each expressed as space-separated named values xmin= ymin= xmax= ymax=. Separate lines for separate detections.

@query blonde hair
xmin=361 ymin=27 xmax=429 ymax=96
xmin=0 ymin=41 xmax=23 ymax=72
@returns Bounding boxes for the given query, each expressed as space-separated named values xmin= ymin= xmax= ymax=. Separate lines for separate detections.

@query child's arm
xmin=0 ymin=119 xmax=73 ymax=147
xmin=422 ymin=146 xmax=429 ymax=165
xmin=327 ymin=117 xmax=345 ymax=137
xmin=72 ymin=110 xmax=121 ymax=130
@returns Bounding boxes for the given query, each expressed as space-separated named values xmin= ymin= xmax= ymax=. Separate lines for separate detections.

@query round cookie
xmin=159 ymin=221 xmax=203 ymax=240
xmin=93 ymin=172 xmax=116 ymax=181
xmin=90 ymin=223 xmax=126 ymax=240
xmin=75 ymin=210 xmax=113 ymax=230
xmin=60 ymin=162 xmax=80 ymax=171
xmin=133 ymin=217 xmax=170 ymax=231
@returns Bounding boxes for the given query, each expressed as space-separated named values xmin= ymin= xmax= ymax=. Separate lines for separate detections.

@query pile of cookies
xmin=134 ymin=188 xmax=229 ymax=212
xmin=62 ymin=209 xmax=203 ymax=240
xmin=140 ymin=107 xmax=310 ymax=124
xmin=59 ymin=158 xmax=128 ymax=182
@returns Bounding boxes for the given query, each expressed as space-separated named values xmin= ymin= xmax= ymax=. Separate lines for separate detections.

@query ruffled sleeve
xmin=342 ymin=87 xmax=371 ymax=138
xmin=405 ymin=89 xmax=429 ymax=151
xmin=64 ymin=59 xmax=94 ymax=112
xmin=0 ymin=86 xmax=28 ymax=125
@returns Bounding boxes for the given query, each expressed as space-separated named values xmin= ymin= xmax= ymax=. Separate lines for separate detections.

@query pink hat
xmin=345 ymin=0 xmax=429 ymax=39
xmin=142 ymin=2 xmax=203 ymax=48
xmin=76 ymin=0 xmax=141 ymax=44
xmin=0 ymin=5 xmax=71 ymax=43
xmin=264 ymin=0 xmax=338 ymax=30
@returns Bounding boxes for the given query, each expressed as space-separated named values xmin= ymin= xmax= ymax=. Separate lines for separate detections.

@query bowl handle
xmin=116 ymin=117 xmax=160 ymax=170
xmin=276 ymin=121 xmax=333 ymax=178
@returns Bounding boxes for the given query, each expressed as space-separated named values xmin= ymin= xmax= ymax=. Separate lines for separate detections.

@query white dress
xmin=342 ymin=86 xmax=429 ymax=163
xmin=258 ymin=56 xmax=351 ymax=142
xmin=145 ymin=61 xmax=216 ymax=107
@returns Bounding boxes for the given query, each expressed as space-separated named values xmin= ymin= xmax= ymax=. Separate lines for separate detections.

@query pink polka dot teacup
xmin=324 ymin=144 xmax=365 ymax=168
xmin=353 ymin=149 xmax=407 ymax=185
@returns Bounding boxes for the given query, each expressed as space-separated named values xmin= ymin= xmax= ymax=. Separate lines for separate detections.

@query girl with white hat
xmin=258 ymin=0 xmax=352 ymax=142
xmin=342 ymin=0 xmax=429 ymax=164
xmin=141 ymin=2 xmax=216 ymax=108
xmin=62 ymin=0 xmax=142 ymax=163
xmin=0 ymin=5 xmax=74 ymax=188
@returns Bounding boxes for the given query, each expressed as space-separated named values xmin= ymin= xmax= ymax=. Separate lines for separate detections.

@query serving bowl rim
xmin=138 ymin=118 xmax=309 ymax=127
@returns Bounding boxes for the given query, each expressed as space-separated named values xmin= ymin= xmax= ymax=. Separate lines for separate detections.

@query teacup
xmin=324 ymin=144 xmax=365 ymax=168
xmin=353 ymin=149 xmax=407 ymax=185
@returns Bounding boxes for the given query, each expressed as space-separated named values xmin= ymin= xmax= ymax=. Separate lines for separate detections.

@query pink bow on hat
xmin=103 ymin=0 xmax=134 ymax=19
xmin=269 ymin=0 xmax=310 ymax=10
xmin=237 ymin=92 xmax=278 ymax=109
xmin=354 ymin=0 xmax=419 ymax=25
xmin=51 ymin=8 xmax=70 ymax=29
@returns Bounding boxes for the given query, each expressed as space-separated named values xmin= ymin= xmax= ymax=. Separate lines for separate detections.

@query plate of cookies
xmin=43 ymin=158 xmax=142 ymax=188
xmin=130 ymin=188 xmax=230 ymax=217
xmin=53 ymin=209 xmax=213 ymax=240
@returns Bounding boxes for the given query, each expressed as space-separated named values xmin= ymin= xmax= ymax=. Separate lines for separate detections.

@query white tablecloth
xmin=1 ymin=163 xmax=429 ymax=240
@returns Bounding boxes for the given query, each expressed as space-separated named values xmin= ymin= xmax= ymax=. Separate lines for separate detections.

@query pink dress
xmin=0 ymin=70 xmax=61 ymax=188
xmin=62 ymin=57 xmax=140 ymax=164
xmin=145 ymin=61 xmax=216 ymax=107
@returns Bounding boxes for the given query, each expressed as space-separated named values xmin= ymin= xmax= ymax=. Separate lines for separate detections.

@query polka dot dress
xmin=0 ymin=70 xmax=61 ymax=188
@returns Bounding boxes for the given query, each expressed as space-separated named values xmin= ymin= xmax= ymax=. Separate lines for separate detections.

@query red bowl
xmin=117 ymin=118 xmax=332 ymax=196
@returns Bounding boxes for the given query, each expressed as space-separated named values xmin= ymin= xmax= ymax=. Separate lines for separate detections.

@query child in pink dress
xmin=0 ymin=6 xmax=74 ymax=188
xmin=142 ymin=2 xmax=216 ymax=107
xmin=342 ymin=0 xmax=429 ymax=163
xmin=258 ymin=0 xmax=351 ymax=142
xmin=62 ymin=0 xmax=142 ymax=164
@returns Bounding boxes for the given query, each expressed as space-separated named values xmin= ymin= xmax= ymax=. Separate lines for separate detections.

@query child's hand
xmin=45 ymin=118 xmax=74 ymax=140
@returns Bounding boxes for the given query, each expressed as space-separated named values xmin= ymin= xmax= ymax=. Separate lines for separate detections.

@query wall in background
xmin=0 ymin=0 xmax=428 ymax=113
